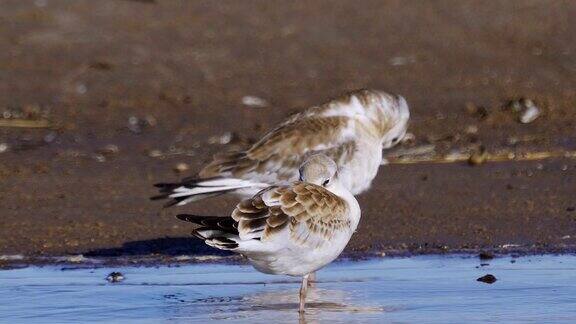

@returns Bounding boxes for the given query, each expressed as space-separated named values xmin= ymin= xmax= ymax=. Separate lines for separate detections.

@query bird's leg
xmin=307 ymin=271 xmax=316 ymax=287
xmin=299 ymin=274 xmax=310 ymax=313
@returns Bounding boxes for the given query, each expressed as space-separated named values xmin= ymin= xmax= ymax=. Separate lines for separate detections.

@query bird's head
xmin=298 ymin=154 xmax=338 ymax=188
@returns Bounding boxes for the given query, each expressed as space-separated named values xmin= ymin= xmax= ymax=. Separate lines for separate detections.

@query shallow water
xmin=1 ymin=255 xmax=575 ymax=323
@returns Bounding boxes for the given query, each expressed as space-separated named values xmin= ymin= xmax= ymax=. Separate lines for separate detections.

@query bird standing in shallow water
xmin=177 ymin=154 xmax=361 ymax=313
xmin=153 ymin=88 xmax=409 ymax=206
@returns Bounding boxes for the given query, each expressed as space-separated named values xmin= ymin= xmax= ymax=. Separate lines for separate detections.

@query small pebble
xmin=401 ymin=132 xmax=416 ymax=144
xmin=519 ymin=101 xmax=540 ymax=124
xmin=127 ymin=116 xmax=142 ymax=134
xmin=174 ymin=162 xmax=189 ymax=173
xmin=507 ymin=98 xmax=541 ymax=123
xmin=0 ymin=143 xmax=8 ymax=153
xmin=147 ymin=149 xmax=163 ymax=158
xmin=536 ymin=163 xmax=544 ymax=170
xmin=44 ymin=132 xmax=57 ymax=143
xmin=93 ymin=154 xmax=106 ymax=162
xmin=76 ymin=84 xmax=87 ymax=94
xmin=144 ymin=115 xmax=157 ymax=127
xmin=67 ymin=255 xmax=86 ymax=263
xmin=479 ymin=252 xmax=494 ymax=260
xmin=468 ymin=146 xmax=488 ymax=165
xmin=242 ymin=96 xmax=268 ymax=108
xmin=174 ymin=255 xmax=192 ymax=261
xmin=389 ymin=56 xmax=415 ymax=66
xmin=208 ymin=132 xmax=233 ymax=145
xmin=561 ymin=165 xmax=568 ymax=171
xmin=99 ymin=144 xmax=120 ymax=155
xmin=477 ymin=274 xmax=497 ymax=284
xmin=465 ymin=125 xmax=478 ymax=135
xmin=106 ymin=272 xmax=125 ymax=283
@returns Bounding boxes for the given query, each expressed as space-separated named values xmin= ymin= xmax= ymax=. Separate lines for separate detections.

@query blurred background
xmin=0 ymin=0 xmax=574 ymax=262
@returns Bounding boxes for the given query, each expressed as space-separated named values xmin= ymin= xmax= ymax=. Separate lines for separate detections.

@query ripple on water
xmin=1 ymin=255 xmax=576 ymax=323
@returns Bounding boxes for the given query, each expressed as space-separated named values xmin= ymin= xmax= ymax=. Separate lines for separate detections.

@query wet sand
xmin=0 ymin=1 xmax=575 ymax=265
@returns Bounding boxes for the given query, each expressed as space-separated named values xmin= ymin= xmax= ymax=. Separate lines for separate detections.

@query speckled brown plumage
xmin=229 ymin=182 xmax=349 ymax=247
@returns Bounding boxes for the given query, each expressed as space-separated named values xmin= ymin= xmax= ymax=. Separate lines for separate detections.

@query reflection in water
xmin=1 ymin=255 xmax=576 ymax=323
xmin=164 ymin=282 xmax=388 ymax=322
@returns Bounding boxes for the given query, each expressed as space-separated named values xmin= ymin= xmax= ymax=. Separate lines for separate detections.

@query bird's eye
xmin=322 ymin=179 xmax=330 ymax=187
xmin=392 ymin=137 xmax=399 ymax=143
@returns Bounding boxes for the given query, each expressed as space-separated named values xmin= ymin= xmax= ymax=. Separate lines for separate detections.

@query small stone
xmin=561 ymin=165 xmax=568 ymax=171
xmin=536 ymin=163 xmax=544 ymax=170
xmin=465 ymin=125 xmax=478 ymax=135
xmin=127 ymin=116 xmax=142 ymax=134
xmin=477 ymin=274 xmax=497 ymax=284
xmin=401 ymin=132 xmax=416 ymax=144
xmin=208 ymin=132 xmax=233 ymax=145
xmin=99 ymin=144 xmax=119 ymax=155
xmin=67 ymin=255 xmax=85 ymax=263
xmin=479 ymin=252 xmax=494 ymax=260
xmin=0 ymin=143 xmax=8 ymax=153
xmin=93 ymin=154 xmax=106 ymax=162
xmin=144 ymin=115 xmax=157 ymax=127
xmin=106 ymin=272 xmax=125 ymax=283
xmin=519 ymin=100 xmax=540 ymax=124
xmin=76 ymin=84 xmax=87 ymax=94
xmin=242 ymin=96 xmax=268 ymax=108
xmin=174 ymin=255 xmax=192 ymax=261
xmin=468 ymin=146 xmax=488 ymax=165
xmin=174 ymin=162 xmax=189 ymax=173
xmin=147 ymin=149 xmax=163 ymax=158
xmin=44 ymin=132 xmax=57 ymax=143
xmin=506 ymin=98 xmax=541 ymax=123
xmin=389 ymin=56 xmax=415 ymax=66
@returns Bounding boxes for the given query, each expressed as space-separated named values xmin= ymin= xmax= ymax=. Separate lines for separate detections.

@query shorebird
xmin=177 ymin=154 xmax=361 ymax=313
xmin=153 ymin=89 xmax=409 ymax=207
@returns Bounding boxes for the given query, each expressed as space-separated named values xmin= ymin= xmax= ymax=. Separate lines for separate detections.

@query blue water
xmin=1 ymin=255 xmax=575 ymax=323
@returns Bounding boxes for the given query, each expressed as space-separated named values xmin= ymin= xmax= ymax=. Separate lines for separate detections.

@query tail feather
xmin=152 ymin=177 xmax=268 ymax=207
xmin=178 ymin=214 xmax=240 ymax=250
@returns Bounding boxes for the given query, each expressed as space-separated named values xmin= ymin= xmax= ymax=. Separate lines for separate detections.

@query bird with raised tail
xmin=152 ymin=89 xmax=409 ymax=207
xmin=176 ymin=154 xmax=361 ymax=313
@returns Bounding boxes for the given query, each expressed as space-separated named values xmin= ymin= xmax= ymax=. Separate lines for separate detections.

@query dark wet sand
xmin=1 ymin=1 xmax=575 ymax=265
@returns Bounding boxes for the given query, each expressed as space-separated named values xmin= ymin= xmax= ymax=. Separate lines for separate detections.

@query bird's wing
xmin=199 ymin=116 xmax=357 ymax=183
xmin=232 ymin=182 xmax=351 ymax=249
